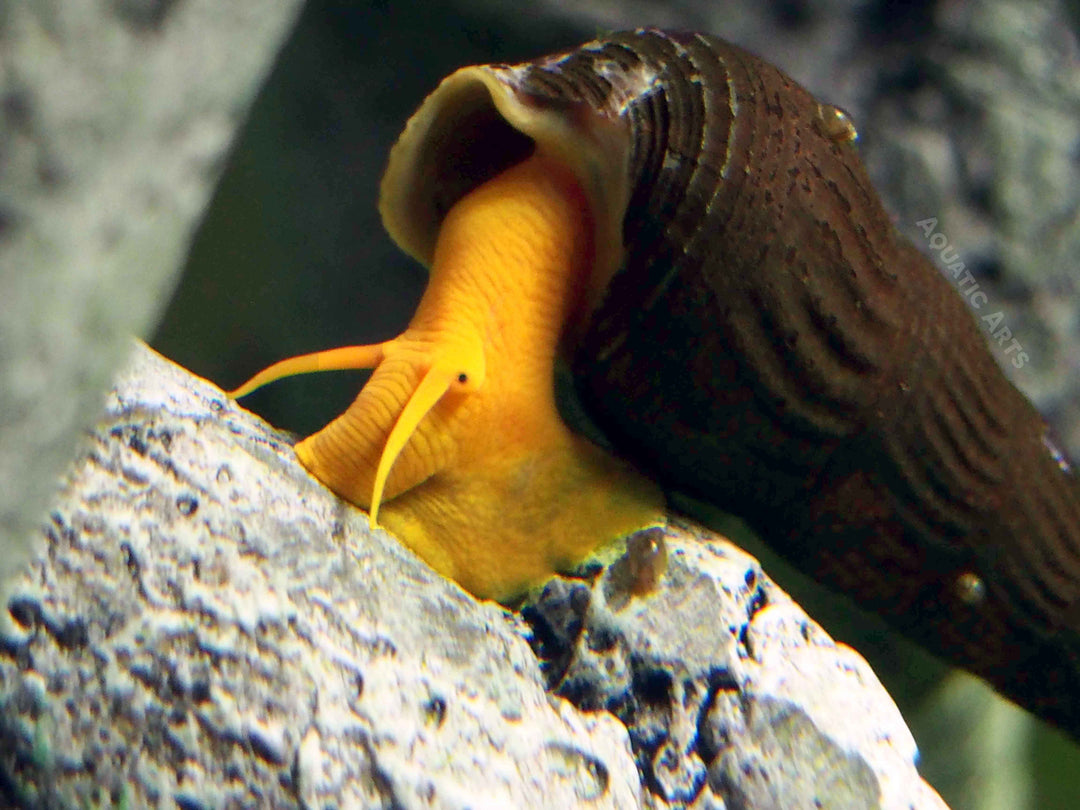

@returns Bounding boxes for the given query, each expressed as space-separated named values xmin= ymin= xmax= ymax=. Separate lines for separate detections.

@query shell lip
xmin=378 ymin=61 xmax=633 ymax=319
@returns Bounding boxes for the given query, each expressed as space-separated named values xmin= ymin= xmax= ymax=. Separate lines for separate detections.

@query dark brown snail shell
xmin=381 ymin=28 xmax=1080 ymax=740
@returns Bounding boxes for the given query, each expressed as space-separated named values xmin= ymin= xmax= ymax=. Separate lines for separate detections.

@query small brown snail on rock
xmin=230 ymin=29 xmax=1080 ymax=742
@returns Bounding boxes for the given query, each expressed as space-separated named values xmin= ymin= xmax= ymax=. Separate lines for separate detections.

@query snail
xmin=229 ymin=29 xmax=1080 ymax=741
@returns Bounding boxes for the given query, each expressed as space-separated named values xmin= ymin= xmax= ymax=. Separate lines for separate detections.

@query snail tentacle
xmin=228 ymin=343 xmax=388 ymax=399
xmin=367 ymin=349 xmax=483 ymax=527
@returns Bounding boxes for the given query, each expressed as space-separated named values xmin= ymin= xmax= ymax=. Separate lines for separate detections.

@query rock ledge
xmin=0 ymin=343 xmax=948 ymax=810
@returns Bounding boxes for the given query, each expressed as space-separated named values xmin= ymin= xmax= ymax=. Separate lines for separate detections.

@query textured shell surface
xmin=381 ymin=28 xmax=1080 ymax=742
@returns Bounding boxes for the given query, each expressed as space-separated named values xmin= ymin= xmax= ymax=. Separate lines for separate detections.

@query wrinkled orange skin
xmin=230 ymin=153 xmax=663 ymax=601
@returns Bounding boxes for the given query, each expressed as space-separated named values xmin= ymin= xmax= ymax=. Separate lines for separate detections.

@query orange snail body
xmin=230 ymin=142 xmax=664 ymax=602
xmin=231 ymin=29 xmax=1080 ymax=741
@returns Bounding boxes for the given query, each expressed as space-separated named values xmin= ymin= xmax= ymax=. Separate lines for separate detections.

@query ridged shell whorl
xmin=380 ymin=28 xmax=899 ymax=511
xmin=380 ymin=29 xmax=1080 ymax=741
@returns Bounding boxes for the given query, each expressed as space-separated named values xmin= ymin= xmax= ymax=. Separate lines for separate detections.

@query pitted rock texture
xmin=0 ymin=343 xmax=949 ymax=809
xmin=525 ymin=529 xmax=950 ymax=810
xmin=0 ymin=343 xmax=640 ymax=809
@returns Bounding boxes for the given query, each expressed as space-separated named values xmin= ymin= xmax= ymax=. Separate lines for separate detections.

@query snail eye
xmin=452 ymin=371 xmax=477 ymax=392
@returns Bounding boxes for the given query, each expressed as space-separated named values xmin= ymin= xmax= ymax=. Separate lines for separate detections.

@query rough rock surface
xmin=0 ymin=343 xmax=949 ymax=809
xmin=0 ymin=344 xmax=639 ymax=810
xmin=526 ymin=530 xmax=949 ymax=810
